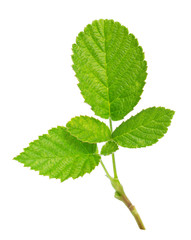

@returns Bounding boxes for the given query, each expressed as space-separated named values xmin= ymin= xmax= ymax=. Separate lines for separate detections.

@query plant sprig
xmin=14 ymin=19 xmax=175 ymax=230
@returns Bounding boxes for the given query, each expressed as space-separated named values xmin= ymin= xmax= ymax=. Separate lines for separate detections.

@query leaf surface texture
xmin=101 ymin=141 xmax=119 ymax=156
xmin=112 ymin=107 xmax=175 ymax=148
xmin=72 ymin=19 xmax=147 ymax=121
xmin=14 ymin=127 xmax=100 ymax=182
xmin=66 ymin=116 xmax=111 ymax=143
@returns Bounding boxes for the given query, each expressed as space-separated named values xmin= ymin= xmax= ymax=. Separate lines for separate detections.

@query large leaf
xmin=14 ymin=127 xmax=100 ymax=182
xmin=112 ymin=107 xmax=175 ymax=148
xmin=66 ymin=116 xmax=111 ymax=143
xmin=101 ymin=141 xmax=119 ymax=156
xmin=72 ymin=19 xmax=147 ymax=121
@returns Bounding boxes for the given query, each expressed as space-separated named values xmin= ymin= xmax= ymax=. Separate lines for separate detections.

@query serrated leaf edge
xmin=72 ymin=19 xmax=148 ymax=121
xmin=13 ymin=126 xmax=101 ymax=182
xmin=66 ymin=115 xmax=111 ymax=143
xmin=112 ymin=106 xmax=175 ymax=148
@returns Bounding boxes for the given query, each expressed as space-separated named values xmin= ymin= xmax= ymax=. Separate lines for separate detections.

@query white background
xmin=0 ymin=0 xmax=191 ymax=239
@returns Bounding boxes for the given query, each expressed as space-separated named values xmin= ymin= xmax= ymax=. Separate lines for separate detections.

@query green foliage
xmin=66 ymin=116 xmax=111 ymax=143
xmin=14 ymin=127 xmax=100 ymax=182
xmin=14 ymin=19 xmax=175 ymax=229
xmin=14 ymin=19 xmax=174 ymax=182
xmin=101 ymin=141 xmax=119 ymax=156
xmin=72 ymin=19 xmax=147 ymax=121
xmin=112 ymin=107 xmax=175 ymax=148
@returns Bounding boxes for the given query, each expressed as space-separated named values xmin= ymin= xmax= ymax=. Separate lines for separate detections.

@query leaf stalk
xmin=111 ymin=178 xmax=145 ymax=230
xmin=108 ymin=117 xmax=145 ymax=230
xmin=109 ymin=118 xmax=118 ymax=179
xmin=99 ymin=159 xmax=112 ymax=180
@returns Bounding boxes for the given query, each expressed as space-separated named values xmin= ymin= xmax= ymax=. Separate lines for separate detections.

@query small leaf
xmin=14 ymin=127 xmax=100 ymax=182
xmin=66 ymin=116 xmax=111 ymax=143
xmin=101 ymin=141 xmax=119 ymax=156
xmin=72 ymin=19 xmax=147 ymax=121
xmin=112 ymin=107 xmax=175 ymax=148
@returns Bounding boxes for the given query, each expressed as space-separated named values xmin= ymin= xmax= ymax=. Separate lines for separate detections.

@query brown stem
xmin=111 ymin=178 xmax=145 ymax=230
xmin=121 ymin=194 xmax=145 ymax=230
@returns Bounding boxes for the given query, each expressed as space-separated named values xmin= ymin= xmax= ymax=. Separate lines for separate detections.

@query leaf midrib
xmin=112 ymin=115 xmax=169 ymax=139
xmin=16 ymin=153 xmax=99 ymax=161
xmin=103 ymin=20 xmax=111 ymax=119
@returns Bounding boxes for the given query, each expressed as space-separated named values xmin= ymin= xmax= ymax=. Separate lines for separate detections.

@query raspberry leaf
xmin=14 ymin=127 xmax=100 ymax=182
xmin=112 ymin=107 xmax=175 ymax=148
xmin=66 ymin=116 xmax=111 ymax=143
xmin=101 ymin=141 xmax=119 ymax=156
xmin=72 ymin=19 xmax=147 ymax=121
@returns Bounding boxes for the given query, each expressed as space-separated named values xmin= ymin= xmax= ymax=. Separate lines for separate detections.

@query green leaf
xmin=72 ymin=19 xmax=147 ymax=121
xmin=101 ymin=141 xmax=119 ymax=156
xmin=112 ymin=107 xmax=175 ymax=148
xmin=14 ymin=127 xmax=101 ymax=182
xmin=66 ymin=116 xmax=111 ymax=143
